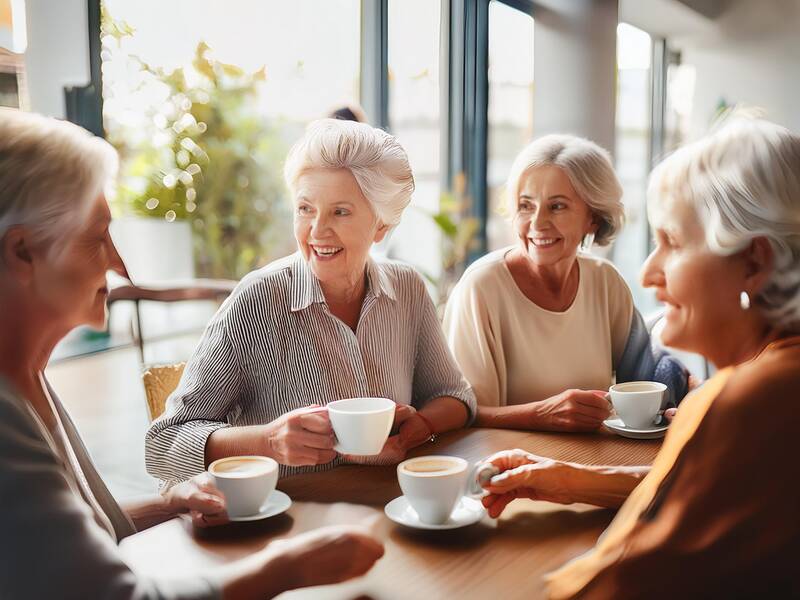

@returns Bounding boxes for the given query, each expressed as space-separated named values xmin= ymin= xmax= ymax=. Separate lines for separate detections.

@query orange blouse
xmin=546 ymin=336 xmax=800 ymax=599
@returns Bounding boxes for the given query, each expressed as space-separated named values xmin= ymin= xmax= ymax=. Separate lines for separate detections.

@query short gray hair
xmin=505 ymin=134 xmax=624 ymax=246
xmin=284 ymin=118 xmax=415 ymax=226
xmin=647 ymin=115 xmax=800 ymax=330
xmin=0 ymin=109 xmax=118 ymax=255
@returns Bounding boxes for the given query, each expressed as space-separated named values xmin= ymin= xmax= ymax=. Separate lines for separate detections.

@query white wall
xmin=24 ymin=0 xmax=89 ymax=118
xmin=533 ymin=0 xmax=619 ymax=152
xmin=673 ymin=0 xmax=800 ymax=135
xmin=0 ymin=25 xmax=11 ymax=50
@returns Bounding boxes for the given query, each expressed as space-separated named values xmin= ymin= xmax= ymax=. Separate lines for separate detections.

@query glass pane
xmin=386 ymin=0 xmax=442 ymax=286
xmin=0 ymin=0 xmax=11 ymax=50
xmin=664 ymin=61 xmax=695 ymax=155
xmin=102 ymin=0 xmax=360 ymax=282
xmin=0 ymin=0 xmax=26 ymax=108
xmin=612 ymin=22 xmax=654 ymax=314
xmin=0 ymin=72 xmax=18 ymax=107
xmin=486 ymin=0 xmax=534 ymax=252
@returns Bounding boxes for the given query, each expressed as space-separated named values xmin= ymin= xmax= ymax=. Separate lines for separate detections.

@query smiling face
xmin=640 ymin=194 xmax=746 ymax=355
xmin=31 ymin=193 xmax=127 ymax=330
xmin=293 ymin=168 xmax=387 ymax=289
xmin=513 ymin=165 xmax=597 ymax=269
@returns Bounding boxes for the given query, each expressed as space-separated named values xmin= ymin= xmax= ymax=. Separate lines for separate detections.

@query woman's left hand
xmin=478 ymin=449 xmax=574 ymax=517
xmin=164 ymin=472 xmax=229 ymax=528
xmin=342 ymin=404 xmax=424 ymax=466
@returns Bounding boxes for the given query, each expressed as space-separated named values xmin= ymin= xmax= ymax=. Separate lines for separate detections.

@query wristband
xmin=415 ymin=411 xmax=437 ymax=444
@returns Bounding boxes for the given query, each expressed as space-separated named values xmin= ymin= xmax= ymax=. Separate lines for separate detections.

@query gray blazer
xmin=0 ymin=377 xmax=219 ymax=599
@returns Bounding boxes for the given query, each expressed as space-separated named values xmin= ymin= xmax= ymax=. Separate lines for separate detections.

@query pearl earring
xmin=740 ymin=291 xmax=751 ymax=310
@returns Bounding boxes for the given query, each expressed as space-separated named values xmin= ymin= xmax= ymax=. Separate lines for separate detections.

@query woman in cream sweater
xmin=444 ymin=134 xmax=688 ymax=432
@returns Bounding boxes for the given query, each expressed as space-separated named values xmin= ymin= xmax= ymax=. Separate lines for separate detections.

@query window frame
xmin=67 ymin=0 xmax=103 ymax=136
xmin=87 ymin=0 xmax=531 ymax=263
xmin=444 ymin=0 xmax=533 ymax=261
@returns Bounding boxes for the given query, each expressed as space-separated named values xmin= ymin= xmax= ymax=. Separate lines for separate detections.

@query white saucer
xmin=603 ymin=417 xmax=668 ymax=440
xmin=229 ymin=490 xmax=292 ymax=522
xmin=384 ymin=496 xmax=486 ymax=530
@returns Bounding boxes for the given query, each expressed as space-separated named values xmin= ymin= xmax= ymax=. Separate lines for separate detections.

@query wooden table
xmin=120 ymin=429 xmax=661 ymax=599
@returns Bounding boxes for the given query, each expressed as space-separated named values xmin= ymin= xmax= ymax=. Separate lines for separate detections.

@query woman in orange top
xmin=480 ymin=114 xmax=800 ymax=599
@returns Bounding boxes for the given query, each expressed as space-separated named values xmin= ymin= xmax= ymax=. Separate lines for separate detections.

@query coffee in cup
xmin=397 ymin=455 xmax=469 ymax=524
xmin=208 ymin=456 xmax=278 ymax=518
xmin=327 ymin=397 xmax=396 ymax=455
xmin=608 ymin=381 xmax=666 ymax=429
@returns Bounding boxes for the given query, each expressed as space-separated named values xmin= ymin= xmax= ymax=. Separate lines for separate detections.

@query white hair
xmin=648 ymin=116 xmax=800 ymax=331
xmin=505 ymin=134 xmax=625 ymax=246
xmin=283 ymin=118 xmax=414 ymax=226
xmin=0 ymin=108 xmax=118 ymax=256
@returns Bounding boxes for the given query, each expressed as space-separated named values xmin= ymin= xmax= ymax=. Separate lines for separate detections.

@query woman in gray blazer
xmin=0 ymin=108 xmax=383 ymax=599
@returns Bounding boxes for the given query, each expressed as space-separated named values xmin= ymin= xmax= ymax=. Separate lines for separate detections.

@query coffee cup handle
xmin=466 ymin=463 xmax=501 ymax=497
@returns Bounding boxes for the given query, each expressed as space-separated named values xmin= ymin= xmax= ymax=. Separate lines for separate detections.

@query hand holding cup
xmin=164 ymin=472 xmax=229 ymax=528
xmin=265 ymin=405 xmax=337 ymax=466
xmin=479 ymin=449 xmax=574 ymax=518
xmin=340 ymin=403 xmax=417 ymax=466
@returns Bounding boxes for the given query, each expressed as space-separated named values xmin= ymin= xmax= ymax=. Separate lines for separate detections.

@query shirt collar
xmin=289 ymin=253 xmax=326 ymax=312
xmin=289 ymin=252 xmax=396 ymax=312
xmin=366 ymin=257 xmax=397 ymax=302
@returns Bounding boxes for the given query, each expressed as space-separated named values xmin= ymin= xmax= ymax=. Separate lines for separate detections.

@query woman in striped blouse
xmin=146 ymin=119 xmax=476 ymax=486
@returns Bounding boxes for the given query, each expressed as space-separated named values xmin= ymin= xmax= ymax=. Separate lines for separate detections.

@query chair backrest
xmin=141 ymin=362 xmax=186 ymax=421
xmin=646 ymin=310 xmax=712 ymax=380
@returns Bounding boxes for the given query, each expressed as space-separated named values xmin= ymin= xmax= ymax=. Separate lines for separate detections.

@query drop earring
xmin=581 ymin=232 xmax=595 ymax=252
xmin=740 ymin=291 xmax=751 ymax=310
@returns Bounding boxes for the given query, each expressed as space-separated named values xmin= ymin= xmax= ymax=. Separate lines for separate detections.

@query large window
xmin=611 ymin=23 xmax=654 ymax=314
xmin=102 ymin=0 xmax=361 ymax=283
xmin=99 ymin=0 xmax=360 ymax=361
xmin=387 ymin=0 xmax=442 ymax=281
xmin=486 ymin=0 xmax=534 ymax=251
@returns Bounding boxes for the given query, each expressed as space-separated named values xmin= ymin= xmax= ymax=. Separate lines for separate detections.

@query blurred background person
xmin=328 ymin=103 xmax=368 ymax=123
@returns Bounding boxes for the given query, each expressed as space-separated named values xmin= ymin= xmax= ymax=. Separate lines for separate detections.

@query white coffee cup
xmin=397 ymin=455 xmax=472 ymax=525
xmin=208 ymin=456 xmax=278 ymax=518
xmin=327 ymin=397 xmax=396 ymax=455
xmin=608 ymin=381 xmax=666 ymax=429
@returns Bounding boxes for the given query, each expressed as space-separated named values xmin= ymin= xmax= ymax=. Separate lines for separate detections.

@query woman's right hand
xmin=270 ymin=526 xmax=385 ymax=590
xmin=479 ymin=449 xmax=575 ymax=517
xmin=264 ymin=405 xmax=337 ymax=466
xmin=528 ymin=389 xmax=611 ymax=432
xmin=220 ymin=526 xmax=384 ymax=598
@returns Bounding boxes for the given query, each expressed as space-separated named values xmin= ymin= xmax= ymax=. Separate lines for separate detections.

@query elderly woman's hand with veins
xmin=341 ymin=404 xmax=421 ymax=466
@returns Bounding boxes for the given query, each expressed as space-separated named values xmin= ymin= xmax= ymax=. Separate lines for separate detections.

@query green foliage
xmin=102 ymin=15 xmax=290 ymax=279
xmin=415 ymin=172 xmax=480 ymax=308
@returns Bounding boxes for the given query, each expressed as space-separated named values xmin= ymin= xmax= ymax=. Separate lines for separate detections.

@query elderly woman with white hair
xmin=0 ymin=109 xmax=384 ymax=598
xmin=146 ymin=118 xmax=475 ymax=485
xmin=479 ymin=116 xmax=800 ymax=598
xmin=444 ymin=134 xmax=688 ymax=432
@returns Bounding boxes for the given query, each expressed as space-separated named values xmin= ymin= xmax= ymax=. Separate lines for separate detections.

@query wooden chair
xmin=108 ymin=279 xmax=237 ymax=362
xmin=141 ymin=362 xmax=185 ymax=421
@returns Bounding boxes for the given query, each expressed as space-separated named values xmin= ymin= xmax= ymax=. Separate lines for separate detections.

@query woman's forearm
xmin=121 ymin=495 xmax=177 ymax=531
xmin=561 ymin=462 xmax=650 ymax=508
xmin=217 ymin=548 xmax=293 ymax=600
xmin=475 ymin=403 xmax=535 ymax=429
xmin=419 ymin=397 xmax=469 ymax=433
xmin=398 ymin=397 xmax=469 ymax=451
xmin=205 ymin=425 xmax=270 ymax=466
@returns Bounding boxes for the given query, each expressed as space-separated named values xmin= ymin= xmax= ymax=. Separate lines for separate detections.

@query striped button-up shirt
xmin=145 ymin=252 xmax=476 ymax=485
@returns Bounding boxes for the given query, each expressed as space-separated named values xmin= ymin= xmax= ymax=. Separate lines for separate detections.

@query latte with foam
xmin=210 ymin=457 xmax=276 ymax=478
xmin=401 ymin=458 xmax=465 ymax=475
xmin=208 ymin=455 xmax=278 ymax=518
